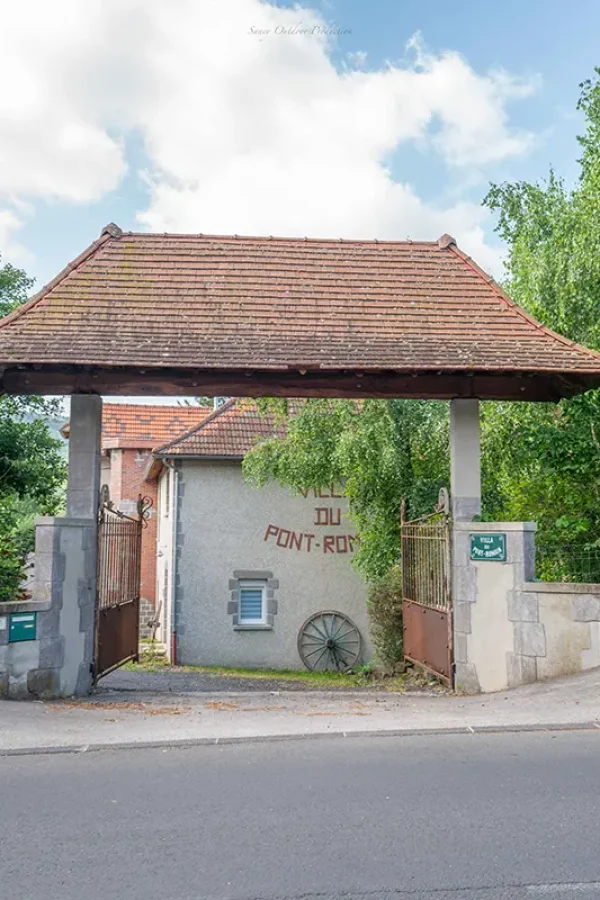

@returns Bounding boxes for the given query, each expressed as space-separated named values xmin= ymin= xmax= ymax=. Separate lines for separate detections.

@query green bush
xmin=0 ymin=495 xmax=25 ymax=603
xmin=366 ymin=566 xmax=404 ymax=668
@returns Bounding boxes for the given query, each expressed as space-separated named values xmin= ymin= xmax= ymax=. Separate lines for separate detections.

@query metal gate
xmin=401 ymin=490 xmax=453 ymax=686
xmin=94 ymin=493 xmax=150 ymax=681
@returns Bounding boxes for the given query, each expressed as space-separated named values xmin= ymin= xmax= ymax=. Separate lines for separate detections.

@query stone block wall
xmin=516 ymin=583 xmax=600 ymax=680
xmin=0 ymin=516 xmax=96 ymax=699
xmin=453 ymin=521 xmax=600 ymax=693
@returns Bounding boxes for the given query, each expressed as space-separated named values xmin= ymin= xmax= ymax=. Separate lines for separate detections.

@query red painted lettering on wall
xmin=264 ymin=524 xmax=356 ymax=554
xmin=264 ymin=524 xmax=279 ymax=542
xmin=300 ymin=485 xmax=344 ymax=499
xmin=276 ymin=529 xmax=291 ymax=548
xmin=314 ymin=507 xmax=342 ymax=526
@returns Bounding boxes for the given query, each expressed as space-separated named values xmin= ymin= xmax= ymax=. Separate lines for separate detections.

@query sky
xmin=1 ymin=0 xmax=599 ymax=381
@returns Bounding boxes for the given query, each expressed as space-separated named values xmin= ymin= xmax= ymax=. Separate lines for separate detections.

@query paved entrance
xmin=97 ymin=667 xmax=427 ymax=694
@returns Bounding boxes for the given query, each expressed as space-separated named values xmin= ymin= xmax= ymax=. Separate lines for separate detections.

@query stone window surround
xmin=227 ymin=570 xmax=279 ymax=631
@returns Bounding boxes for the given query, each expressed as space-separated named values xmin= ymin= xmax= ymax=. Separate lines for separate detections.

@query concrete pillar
xmin=450 ymin=399 xmax=481 ymax=522
xmin=67 ymin=395 xmax=102 ymax=518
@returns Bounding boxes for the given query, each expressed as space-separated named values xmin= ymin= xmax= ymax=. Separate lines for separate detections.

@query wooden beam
xmin=0 ymin=364 xmax=592 ymax=401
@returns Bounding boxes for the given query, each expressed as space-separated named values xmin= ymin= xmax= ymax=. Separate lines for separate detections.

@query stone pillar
xmin=450 ymin=399 xmax=481 ymax=522
xmin=452 ymin=521 xmax=537 ymax=693
xmin=0 ymin=397 xmax=103 ymax=699
xmin=67 ymin=394 xmax=102 ymax=518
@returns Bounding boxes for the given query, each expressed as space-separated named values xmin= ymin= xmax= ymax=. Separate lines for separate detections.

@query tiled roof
xmin=62 ymin=403 xmax=211 ymax=448
xmin=2 ymin=225 xmax=600 ymax=400
xmin=154 ymin=399 xmax=280 ymax=458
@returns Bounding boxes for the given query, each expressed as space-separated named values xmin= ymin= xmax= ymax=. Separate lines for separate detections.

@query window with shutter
xmin=238 ymin=580 xmax=267 ymax=624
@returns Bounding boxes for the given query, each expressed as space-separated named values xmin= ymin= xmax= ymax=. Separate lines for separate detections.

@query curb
xmin=2 ymin=720 xmax=599 ymax=757
xmin=92 ymin=688 xmax=447 ymax=700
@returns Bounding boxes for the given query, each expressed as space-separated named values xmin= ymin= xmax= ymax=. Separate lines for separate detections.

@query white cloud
xmin=0 ymin=210 xmax=32 ymax=265
xmin=0 ymin=2 xmax=126 ymax=204
xmin=0 ymin=0 xmax=539 ymax=274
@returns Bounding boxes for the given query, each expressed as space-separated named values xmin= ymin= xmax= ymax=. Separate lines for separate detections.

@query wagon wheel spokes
xmin=297 ymin=611 xmax=362 ymax=672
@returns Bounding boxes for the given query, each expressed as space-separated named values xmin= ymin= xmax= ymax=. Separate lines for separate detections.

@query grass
xmin=127 ymin=658 xmax=372 ymax=688
xmin=126 ymin=647 xmax=446 ymax=692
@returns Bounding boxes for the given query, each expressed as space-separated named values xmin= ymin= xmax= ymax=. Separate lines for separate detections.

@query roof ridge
xmin=154 ymin=398 xmax=238 ymax=455
xmin=117 ymin=231 xmax=440 ymax=247
xmin=0 ymin=226 xmax=118 ymax=331
xmin=103 ymin=402 xmax=211 ymax=412
xmin=448 ymin=242 xmax=600 ymax=365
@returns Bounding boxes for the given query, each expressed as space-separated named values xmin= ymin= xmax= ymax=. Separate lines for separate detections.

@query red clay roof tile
xmin=62 ymin=403 xmax=211 ymax=448
xmin=154 ymin=399 xmax=280 ymax=458
xmin=2 ymin=228 xmax=600 ymax=401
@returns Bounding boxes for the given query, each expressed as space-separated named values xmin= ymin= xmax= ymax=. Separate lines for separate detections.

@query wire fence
xmin=536 ymin=543 xmax=600 ymax=584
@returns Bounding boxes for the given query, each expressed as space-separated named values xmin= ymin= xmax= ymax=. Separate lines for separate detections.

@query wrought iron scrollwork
xmin=137 ymin=494 xmax=153 ymax=526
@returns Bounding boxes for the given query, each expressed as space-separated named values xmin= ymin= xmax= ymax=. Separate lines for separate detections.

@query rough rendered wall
xmin=174 ymin=461 xmax=371 ymax=669
xmin=522 ymin=584 xmax=600 ymax=679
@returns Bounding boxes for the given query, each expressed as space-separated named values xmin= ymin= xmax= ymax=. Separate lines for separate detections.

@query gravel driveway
xmin=96 ymin=667 xmax=378 ymax=694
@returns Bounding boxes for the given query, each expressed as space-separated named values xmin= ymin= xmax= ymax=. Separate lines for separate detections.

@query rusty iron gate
xmin=94 ymin=493 xmax=150 ymax=681
xmin=401 ymin=490 xmax=453 ymax=686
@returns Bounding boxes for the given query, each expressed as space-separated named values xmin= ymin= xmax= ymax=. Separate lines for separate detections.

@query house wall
xmin=156 ymin=466 xmax=176 ymax=651
xmin=172 ymin=460 xmax=371 ymax=669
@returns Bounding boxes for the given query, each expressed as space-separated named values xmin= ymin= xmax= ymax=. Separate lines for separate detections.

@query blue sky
xmin=1 ymin=0 xmax=599 ymax=293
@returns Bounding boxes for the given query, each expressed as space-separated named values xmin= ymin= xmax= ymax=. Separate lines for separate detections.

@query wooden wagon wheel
xmin=297 ymin=610 xmax=362 ymax=672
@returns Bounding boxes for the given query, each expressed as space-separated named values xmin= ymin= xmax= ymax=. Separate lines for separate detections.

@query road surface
xmin=2 ymin=731 xmax=600 ymax=899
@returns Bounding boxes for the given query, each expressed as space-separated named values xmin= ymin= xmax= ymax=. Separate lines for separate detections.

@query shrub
xmin=0 ymin=495 xmax=25 ymax=603
xmin=366 ymin=566 xmax=404 ymax=668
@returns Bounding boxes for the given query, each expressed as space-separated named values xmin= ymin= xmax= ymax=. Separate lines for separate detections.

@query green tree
xmin=0 ymin=255 xmax=67 ymax=601
xmin=482 ymin=68 xmax=600 ymax=550
xmin=244 ymin=398 xmax=449 ymax=582
xmin=245 ymin=69 xmax=600 ymax=590
xmin=0 ymin=256 xmax=34 ymax=318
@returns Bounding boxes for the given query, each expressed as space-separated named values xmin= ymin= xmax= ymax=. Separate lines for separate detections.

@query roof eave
xmin=156 ymin=453 xmax=244 ymax=462
xmin=2 ymin=364 xmax=600 ymax=402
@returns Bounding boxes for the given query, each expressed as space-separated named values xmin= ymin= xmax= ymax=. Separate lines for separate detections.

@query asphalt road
xmin=2 ymin=732 xmax=600 ymax=900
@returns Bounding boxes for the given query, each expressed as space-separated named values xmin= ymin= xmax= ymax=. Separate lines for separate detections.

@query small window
xmin=238 ymin=580 xmax=267 ymax=624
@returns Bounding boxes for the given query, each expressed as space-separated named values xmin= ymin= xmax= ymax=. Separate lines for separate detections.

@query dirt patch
xmin=203 ymin=700 xmax=241 ymax=711
xmin=47 ymin=701 xmax=190 ymax=716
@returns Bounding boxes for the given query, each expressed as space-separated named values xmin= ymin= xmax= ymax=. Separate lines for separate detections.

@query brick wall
xmin=106 ymin=447 xmax=158 ymax=637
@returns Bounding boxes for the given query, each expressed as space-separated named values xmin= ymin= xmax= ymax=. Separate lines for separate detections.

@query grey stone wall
xmin=172 ymin=460 xmax=371 ymax=669
xmin=139 ymin=597 xmax=155 ymax=638
xmin=0 ymin=516 xmax=97 ymax=700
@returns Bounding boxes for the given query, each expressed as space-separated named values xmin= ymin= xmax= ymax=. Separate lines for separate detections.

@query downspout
xmin=163 ymin=457 xmax=179 ymax=665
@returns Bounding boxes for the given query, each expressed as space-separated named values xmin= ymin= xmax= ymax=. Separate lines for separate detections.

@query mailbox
xmin=8 ymin=612 xmax=37 ymax=642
